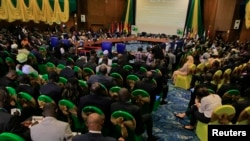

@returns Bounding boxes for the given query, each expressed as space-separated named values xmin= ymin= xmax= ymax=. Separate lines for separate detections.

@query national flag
xmin=122 ymin=0 xmax=135 ymax=33
xmin=119 ymin=22 xmax=123 ymax=33
xmin=116 ymin=22 xmax=119 ymax=33
xmin=185 ymin=0 xmax=203 ymax=38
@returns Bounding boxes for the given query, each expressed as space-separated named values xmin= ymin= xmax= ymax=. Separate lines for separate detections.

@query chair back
xmin=110 ymin=72 xmax=124 ymax=86
xmin=210 ymin=105 xmax=236 ymax=125
xmin=207 ymin=89 xmax=215 ymax=94
xmin=17 ymin=92 xmax=37 ymax=109
xmin=123 ymin=65 xmax=133 ymax=71
xmin=109 ymin=86 xmax=121 ymax=101
xmin=236 ymin=106 xmax=250 ymax=125
xmin=222 ymin=68 xmax=232 ymax=84
xmin=111 ymin=110 xmax=136 ymax=140
xmin=126 ymin=75 xmax=140 ymax=91
xmin=232 ymin=66 xmax=239 ymax=75
xmin=83 ymin=67 xmax=95 ymax=80
xmin=222 ymin=89 xmax=241 ymax=104
xmin=211 ymin=70 xmax=222 ymax=85
xmin=0 ymin=132 xmax=25 ymax=141
xmin=56 ymin=64 xmax=66 ymax=73
xmin=131 ymin=89 xmax=150 ymax=114
xmin=195 ymin=63 xmax=205 ymax=75
xmin=58 ymin=99 xmax=83 ymax=132
xmin=58 ymin=77 xmax=67 ymax=87
xmin=37 ymin=95 xmax=55 ymax=109
xmin=82 ymin=106 xmax=105 ymax=121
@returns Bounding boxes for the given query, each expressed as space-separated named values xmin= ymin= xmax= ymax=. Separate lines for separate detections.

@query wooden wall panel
xmin=203 ymin=0 xmax=218 ymax=39
xmin=214 ymin=0 xmax=236 ymax=31
xmin=76 ymin=0 xmax=126 ymax=32
xmin=228 ymin=0 xmax=243 ymax=42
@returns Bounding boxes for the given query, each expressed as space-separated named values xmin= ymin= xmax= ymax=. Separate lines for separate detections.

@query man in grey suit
xmin=30 ymin=103 xmax=73 ymax=141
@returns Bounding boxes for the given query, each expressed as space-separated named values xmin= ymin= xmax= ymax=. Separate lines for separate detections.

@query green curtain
xmin=122 ymin=0 xmax=135 ymax=33
xmin=185 ymin=0 xmax=203 ymax=38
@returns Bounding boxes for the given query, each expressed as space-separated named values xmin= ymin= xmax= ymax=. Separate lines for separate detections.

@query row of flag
xmin=108 ymin=21 xmax=131 ymax=34
xmin=184 ymin=0 xmax=204 ymax=40
xmin=183 ymin=27 xmax=210 ymax=40
xmin=107 ymin=0 xmax=134 ymax=34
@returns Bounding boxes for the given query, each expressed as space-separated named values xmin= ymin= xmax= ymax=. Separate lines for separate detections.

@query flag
xmin=115 ymin=22 xmax=119 ymax=33
xmin=122 ymin=0 xmax=134 ymax=33
xmin=185 ymin=0 xmax=203 ymax=38
xmin=119 ymin=22 xmax=123 ymax=33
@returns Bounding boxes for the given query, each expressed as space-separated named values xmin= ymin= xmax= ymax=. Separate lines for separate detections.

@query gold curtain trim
xmin=0 ymin=0 xmax=69 ymax=24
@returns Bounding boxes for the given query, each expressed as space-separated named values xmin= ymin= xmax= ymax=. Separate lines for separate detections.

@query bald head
xmin=86 ymin=113 xmax=104 ymax=131
xmin=118 ymin=88 xmax=130 ymax=102
xmin=145 ymin=71 xmax=153 ymax=80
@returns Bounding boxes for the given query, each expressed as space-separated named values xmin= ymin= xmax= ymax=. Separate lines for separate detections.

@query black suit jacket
xmin=0 ymin=76 xmax=17 ymax=88
xmin=217 ymin=83 xmax=241 ymax=98
xmin=0 ymin=110 xmax=31 ymax=141
xmin=78 ymin=94 xmax=113 ymax=129
xmin=73 ymin=133 xmax=116 ymax=141
xmin=16 ymin=84 xmax=40 ymax=100
xmin=0 ymin=110 xmax=12 ymax=133
xmin=59 ymin=67 xmax=76 ymax=79
xmin=111 ymin=102 xmax=145 ymax=135
xmin=232 ymin=97 xmax=250 ymax=124
xmin=39 ymin=82 xmax=63 ymax=103
xmin=87 ymin=75 xmax=115 ymax=90
xmin=134 ymin=79 xmax=157 ymax=112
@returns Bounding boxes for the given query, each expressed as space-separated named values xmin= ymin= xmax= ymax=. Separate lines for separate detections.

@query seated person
xmin=30 ymin=103 xmax=73 ymax=141
xmin=231 ymin=88 xmax=250 ymax=124
xmin=73 ymin=113 xmax=123 ymax=141
xmin=0 ymin=87 xmax=31 ymax=141
xmin=175 ymin=86 xmax=222 ymax=130
xmin=172 ymin=55 xmax=194 ymax=84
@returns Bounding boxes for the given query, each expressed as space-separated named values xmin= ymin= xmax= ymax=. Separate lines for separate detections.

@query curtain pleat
xmin=0 ymin=0 xmax=69 ymax=24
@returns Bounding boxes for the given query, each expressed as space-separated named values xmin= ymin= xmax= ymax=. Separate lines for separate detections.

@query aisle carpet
xmin=149 ymin=83 xmax=200 ymax=141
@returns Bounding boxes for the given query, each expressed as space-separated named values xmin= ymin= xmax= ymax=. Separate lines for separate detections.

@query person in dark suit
xmin=16 ymin=74 xmax=40 ymax=100
xmin=110 ymin=59 xmax=129 ymax=86
xmin=59 ymin=59 xmax=76 ymax=79
xmin=83 ymin=56 xmax=97 ymax=73
xmin=232 ymin=87 xmax=250 ymax=124
xmin=110 ymin=88 xmax=145 ymax=137
xmin=0 ymin=87 xmax=31 ymax=141
xmin=217 ymin=74 xmax=241 ymax=98
xmin=0 ymin=70 xmax=18 ymax=88
xmin=39 ymin=71 xmax=63 ymax=103
xmin=134 ymin=71 xmax=157 ymax=113
xmin=73 ymin=113 xmax=121 ymax=141
xmin=133 ymin=71 xmax=159 ymax=141
xmin=78 ymin=82 xmax=113 ymax=135
xmin=87 ymin=65 xmax=116 ymax=90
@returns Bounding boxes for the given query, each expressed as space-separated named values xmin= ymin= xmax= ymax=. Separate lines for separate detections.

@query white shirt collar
xmin=89 ymin=130 xmax=102 ymax=134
